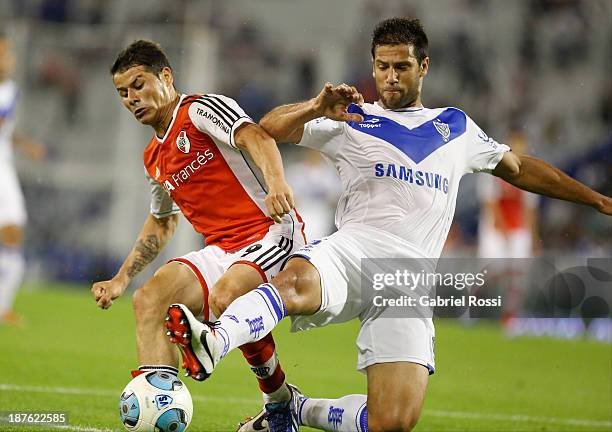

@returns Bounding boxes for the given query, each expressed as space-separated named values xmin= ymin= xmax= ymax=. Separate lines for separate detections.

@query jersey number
xmin=241 ymin=244 xmax=263 ymax=257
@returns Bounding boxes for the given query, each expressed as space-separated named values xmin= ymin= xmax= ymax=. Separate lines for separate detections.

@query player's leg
xmin=212 ymin=257 xmax=322 ymax=353
xmin=167 ymin=256 xmax=321 ymax=380
xmin=167 ymin=232 xmax=308 ymax=404
xmin=359 ymin=313 xmax=434 ymax=431
xmin=168 ymin=232 xmax=361 ymax=375
xmin=289 ymin=363 xmax=427 ymax=432
xmin=168 ymin=256 xmax=321 ymax=366
xmin=0 ymin=171 xmax=27 ymax=325
xmin=292 ymin=389 xmax=368 ymax=432
xmin=0 ymin=224 xmax=25 ymax=324
xmin=132 ymin=261 xmax=203 ymax=374
xmin=296 ymin=328 xmax=432 ymax=432
xmin=211 ymin=263 xmax=293 ymax=403
xmin=366 ymin=362 xmax=429 ymax=431
xmin=296 ymin=250 xmax=436 ymax=432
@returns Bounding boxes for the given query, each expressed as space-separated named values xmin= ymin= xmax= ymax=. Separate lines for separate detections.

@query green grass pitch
xmin=0 ymin=284 xmax=610 ymax=431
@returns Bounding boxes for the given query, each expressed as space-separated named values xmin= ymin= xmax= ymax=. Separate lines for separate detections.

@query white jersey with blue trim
xmin=297 ymin=102 xmax=510 ymax=258
xmin=0 ymin=80 xmax=18 ymax=165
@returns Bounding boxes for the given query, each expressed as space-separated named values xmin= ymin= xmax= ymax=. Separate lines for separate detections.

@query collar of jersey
xmin=374 ymin=101 xmax=424 ymax=112
xmin=155 ymin=94 xmax=186 ymax=143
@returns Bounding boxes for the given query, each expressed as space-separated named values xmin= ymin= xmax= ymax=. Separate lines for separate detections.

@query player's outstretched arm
xmin=235 ymin=123 xmax=294 ymax=223
xmin=260 ymin=82 xmax=364 ymax=144
xmin=91 ymin=213 xmax=179 ymax=309
xmin=493 ymin=152 xmax=612 ymax=215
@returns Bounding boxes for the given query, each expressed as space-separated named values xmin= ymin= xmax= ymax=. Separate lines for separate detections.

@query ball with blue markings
xmin=119 ymin=371 xmax=193 ymax=431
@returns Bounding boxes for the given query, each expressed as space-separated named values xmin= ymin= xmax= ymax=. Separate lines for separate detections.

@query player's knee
xmin=132 ymin=280 xmax=166 ymax=317
xmin=368 ymin=406 xmax=421 ymax=432
xmin=208 ymin=283 xmax=239 ymax=316
xmin=271 ymin=262 xmax=320 ymax=315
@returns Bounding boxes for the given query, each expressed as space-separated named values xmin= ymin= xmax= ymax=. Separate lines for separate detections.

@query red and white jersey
xmin=478 ymin=175 xmax=538 ymax=231
xmin=143 ymin=93 xmax=304 ymax=252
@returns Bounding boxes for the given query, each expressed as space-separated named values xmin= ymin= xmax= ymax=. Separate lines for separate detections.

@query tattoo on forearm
xmin=127 ymin=235 xmax=161 ymax=278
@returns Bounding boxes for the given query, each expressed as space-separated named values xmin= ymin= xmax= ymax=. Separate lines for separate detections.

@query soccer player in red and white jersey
xmin=478 ymin=130 xmax=539 ymax=260
xmin=91 ymin=40 xmax=305 ymax=416
xmin=478 ymin=130 xmax=539 ymax=331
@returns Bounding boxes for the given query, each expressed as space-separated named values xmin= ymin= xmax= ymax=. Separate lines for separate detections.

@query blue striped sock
xmin=217 ymin=283 xmax=286 ymax=356
xmin=357 ymin=403 xmax=368 ymax=432
xmin=300 ymin=394 xmax=368 ymax=431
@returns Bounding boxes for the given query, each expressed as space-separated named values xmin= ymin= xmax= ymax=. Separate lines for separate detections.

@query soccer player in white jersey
xmin=91 ymin=40 xmax=307 ymax=427
xmin=0 ymin=32 xmax=45 ymax=325
xmin=167 ymin=19 xmax=612 ymax=431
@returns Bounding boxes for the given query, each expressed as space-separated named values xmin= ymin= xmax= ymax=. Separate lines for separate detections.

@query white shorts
xmin=0 ymin=165 xmax=26 ymax=227
xmin=289 ymin=225 xmax=436 ymax=373
xmin=478 ymin=225 xmax=532 ymax=259
xmin=171 ymin=222 xmax=306 ymax=321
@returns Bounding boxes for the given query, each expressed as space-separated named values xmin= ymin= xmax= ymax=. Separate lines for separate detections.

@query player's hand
xmin=92 ymin=278 xmax=127 ymax=310
xmin=313 ymin=83 xmax=365 ymax=123
xmin=596 ymin=196 xmax=612 ymax=216
xmin=265 ymin=179 xmax=295 ymax=223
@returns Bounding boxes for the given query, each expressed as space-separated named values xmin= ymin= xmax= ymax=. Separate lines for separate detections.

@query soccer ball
xmin=119 ymin=371 xmax=193 ymax=432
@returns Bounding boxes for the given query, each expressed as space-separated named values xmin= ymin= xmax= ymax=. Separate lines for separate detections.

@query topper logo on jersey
xmin=162 ymin=148 xmax=215 ymax=192
xmin=176 ymin=131 xmax=191 ymax=153
xmin=433 ymin=120 xmax=450 ymax=142
xmin=328 ymin=406 xmax=344 ymax=430
xmin=477 ymin=128 xmax=499 ymax=149
xmin=358 ymin=118 xmax=382 ymax=129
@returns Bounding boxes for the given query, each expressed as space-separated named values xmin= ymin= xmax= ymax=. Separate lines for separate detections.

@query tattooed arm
xmin=91 ymin=214 xmax=179 ymax=309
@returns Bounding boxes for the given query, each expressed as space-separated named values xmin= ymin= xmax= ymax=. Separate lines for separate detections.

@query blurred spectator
xmin=286 ymin=150 xmax=341 ymax=241
xmin=477 ymin=130 xmax=539 ymax=325
xmin=0 ymin=33 xmax=45 ymax=325
xmin=478 ymin=161 xmax=539 ymax=259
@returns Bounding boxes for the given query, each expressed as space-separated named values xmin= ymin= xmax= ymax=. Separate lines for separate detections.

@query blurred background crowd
xmin=0 ymin=0 xmax=610 ymax=293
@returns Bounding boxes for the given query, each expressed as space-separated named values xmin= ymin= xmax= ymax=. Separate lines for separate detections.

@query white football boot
xmin=165 ymin=303 xmax=222 ymax=381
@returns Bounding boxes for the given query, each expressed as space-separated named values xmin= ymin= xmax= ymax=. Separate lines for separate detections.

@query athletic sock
xmin=214 ymin=283 xmax=286 ymax=358
xmin=0 ymin=247 xmax=25 ymax=315
xmin=239 ymin=333 xmax=290 ymax=403
xmin=297 ymin=394 xmax=368 ymax=432
xmin=132 ymin=365 xmax=179 ymax=378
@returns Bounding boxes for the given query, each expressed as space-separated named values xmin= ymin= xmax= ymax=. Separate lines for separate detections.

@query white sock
xmin=215 ymin=283 xmax=286 ymax=358
xmin=297 ymin=394 xmax=368 ymax=432
xmin=0 ymin=248 xmax=25 ymax=315
xmin=264 ymin=382 xmax=291 ymax=404
xmin=138 ymin=365 xmax=179 ymax=376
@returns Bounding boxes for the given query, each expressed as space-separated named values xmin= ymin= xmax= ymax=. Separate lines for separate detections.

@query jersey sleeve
xmin=297 ymin=116 xmax=344 ymax=157
xmin=188 ymin=94 xmax=254 ymax=148
xmin=146 ymin=172 xmax=181 ymax=219
xmin=464 ymin=116 xmax=511 ymax=174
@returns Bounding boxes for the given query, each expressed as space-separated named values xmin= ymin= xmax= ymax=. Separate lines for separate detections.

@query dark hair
xmin=110 ymin=39 xmax=172 ymax=75
xmin=371 ymin=18 xmax=429 ymax=64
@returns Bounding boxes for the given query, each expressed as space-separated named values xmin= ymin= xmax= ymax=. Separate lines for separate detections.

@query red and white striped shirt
xmin=143 ymin=93 xmax=304 ymax=251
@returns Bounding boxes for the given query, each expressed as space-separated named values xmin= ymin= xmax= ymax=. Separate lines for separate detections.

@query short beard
xmin=380 ymin=86 xmax=419 ymax=109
